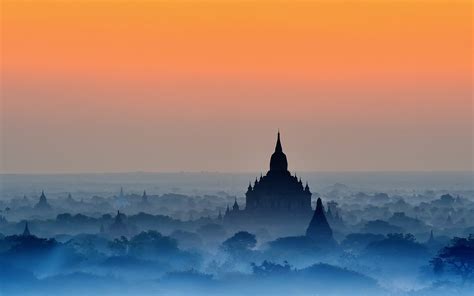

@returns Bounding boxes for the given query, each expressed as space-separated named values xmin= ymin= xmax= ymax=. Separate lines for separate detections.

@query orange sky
xmin=1 ymin=1 xmax=472 ymax=173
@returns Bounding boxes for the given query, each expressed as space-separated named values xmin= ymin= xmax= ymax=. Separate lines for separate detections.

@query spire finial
xmin=275 ymin=130 xmax=283 ymax=153
xmin=233 ymin=198 xmax=239 ymax=211
xmin=23 ymin=221 xmax=31 ymax=236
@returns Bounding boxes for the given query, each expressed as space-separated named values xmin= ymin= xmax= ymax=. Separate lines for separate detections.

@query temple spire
xmin=35 ymin=190 xmax=51 ymax=210
xmin=275 ymin=131 xmax=283 ymax=153
xmin=427 ymin=230 xmax=435 ymax=244
xmin=269 ymin=131 xmax=288 ymax=171
xmin=115 ymin=210 xmax=122 ymax=223
xmin=233 ymin=198 xmax=240 ymax=211
xmin=22 ymin=221 xmax=31 ymax=236
xmin=142 ymin=190 xmax=148 ymax=203
xmin=40 ymin=191 xmax=46 ymax=201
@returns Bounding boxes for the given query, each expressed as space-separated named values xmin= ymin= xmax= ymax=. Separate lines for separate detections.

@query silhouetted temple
xmin=140 ymin=190 xmax=150 ymax=206
xmin=245 ymin=132 xmax=312 ymax=215
xmin=22 ymin=221 xmax=31 ymax=236
xmin=225 ymin=132 xmax=314 ymax=229
xmin=427 ymin=230 xmax=435 ymax=245
xmin=306 ymin=198 xmax=335 ymax=246
xmin=34 ymin=191 xmax=51 ymax=211
xmin=109 ymin=210 xmax=129 ymax=237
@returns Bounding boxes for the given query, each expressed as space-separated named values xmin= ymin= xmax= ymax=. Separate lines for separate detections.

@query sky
xmin=1 ymin=1 xmax=472 ymax=173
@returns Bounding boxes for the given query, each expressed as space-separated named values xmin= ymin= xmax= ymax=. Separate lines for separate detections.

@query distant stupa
xmin=34 ymin=191 xmax=52 ymax=210
xmin=109 ymin=210 xmax=129 ymax=237
xmin=306 ymin=198 xmax=335 ymax=245
xmin=232 ymin=198 xmax=240 ymax=211
xmin=427 ymin=230 xmax=435 ymax=244
xmin=141 ymin=190 xmax=149 ymax=204
xmin=22 ymin=221 xmax=31 ymax=236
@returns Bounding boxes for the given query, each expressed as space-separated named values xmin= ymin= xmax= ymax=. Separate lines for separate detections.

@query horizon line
xmin=1 ymin=170 xmax=473 ymax=176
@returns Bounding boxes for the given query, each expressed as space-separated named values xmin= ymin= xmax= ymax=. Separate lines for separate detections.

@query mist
xmin=1 ymin=171 xmax=473 ymax=295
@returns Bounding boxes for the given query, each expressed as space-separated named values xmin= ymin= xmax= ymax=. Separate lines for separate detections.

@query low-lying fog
xmin=0 ymin=172 xmax=473 ymax=295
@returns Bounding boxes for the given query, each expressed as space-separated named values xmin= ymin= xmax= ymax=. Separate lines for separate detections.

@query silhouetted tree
xmin=267 ymin=236 xmax=320 ymax=254
xmin=170 ymin=230 xmax=203 ymax=250
xmin=431 ymin=235 xmax=474 ymax=282
xmin=341 ymin=233 xmax=385 ymax=253
xmin=251 ymin=260 xmax=292 ymax=276
xmin=162 ymin=269 xmax=213 ymax=284
xmin=108 ymin=236 xmax=129 ymax=256
xmin=129 ymin=230 xmax=179 ymax=258
xmin=196 ymin=223 xmax=226 ymax=240
xmin=361 ymin=220 xmax=403 ymax=234
xmin=222 ymin=231 xmax=256 ymax=254
xmin=363 ymin=233 xmax=429 ymax=262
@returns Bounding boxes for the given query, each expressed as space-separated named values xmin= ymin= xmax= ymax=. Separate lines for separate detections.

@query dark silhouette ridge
xmin=306 ymin=198 xmax=335 ymax=245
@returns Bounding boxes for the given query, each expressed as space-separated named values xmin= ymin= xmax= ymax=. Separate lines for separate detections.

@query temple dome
xmin=269 ymin=131 xmax=288 ymax=172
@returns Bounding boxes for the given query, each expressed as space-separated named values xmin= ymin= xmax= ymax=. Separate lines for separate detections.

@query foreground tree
xmin=431 ymin=235 xmax=474 ymax=283
xmin=364 ymin=233 xmax=428 ymax=259
xmin=129 ymin=230 xmax=179 ymax=258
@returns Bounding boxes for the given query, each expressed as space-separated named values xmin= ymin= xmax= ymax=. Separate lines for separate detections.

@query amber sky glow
xmin=1 ymin=1 xmax=472 ymax=173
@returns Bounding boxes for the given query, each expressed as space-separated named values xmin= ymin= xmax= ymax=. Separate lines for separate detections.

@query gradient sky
xmin=1 ymin=1 xmax=472 ymax=173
